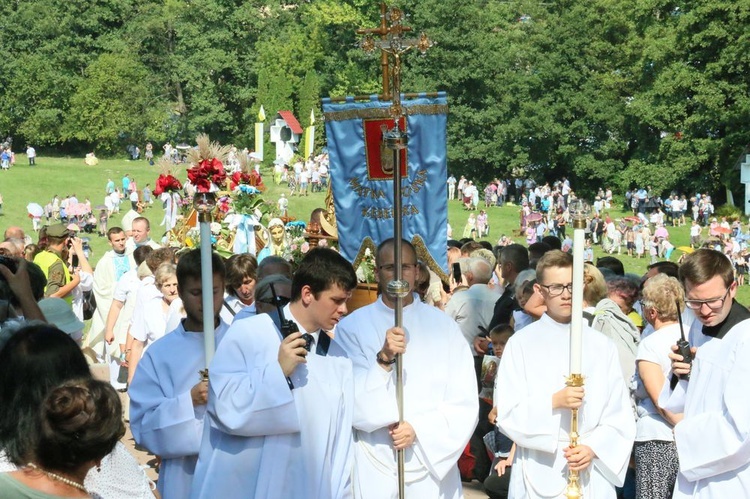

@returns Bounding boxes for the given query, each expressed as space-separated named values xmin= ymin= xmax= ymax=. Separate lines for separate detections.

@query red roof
xmin=277 ymin=111 xmax=304 ymax=134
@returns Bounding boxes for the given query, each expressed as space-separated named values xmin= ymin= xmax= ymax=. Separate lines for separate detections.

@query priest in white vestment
xmin=336 ymin=239 xmax=479 ymax=498
xmin=129 ymin=250 xmax=229 ymax=499
xmin=495 ymin=251 xmax=635 ymax=499
xmin=190 ymin=248 xmax=358 ymax=499
xmin=87 ymin=227 xmax=134 ymax=356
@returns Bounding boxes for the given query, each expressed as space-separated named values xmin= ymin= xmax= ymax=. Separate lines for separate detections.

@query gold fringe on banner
xmin=324 ymin=103 xmax=449 ymax=123
xmin=351 ymin=235 xmax=449 ymax=284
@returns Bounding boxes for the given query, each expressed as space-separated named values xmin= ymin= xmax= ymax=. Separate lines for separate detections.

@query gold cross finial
xmin=357 ymin=3 xmax=433 ymax=118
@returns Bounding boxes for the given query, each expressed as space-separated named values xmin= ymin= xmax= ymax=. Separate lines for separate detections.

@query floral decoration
xmin=153 ymin=173 xmax=183 ymax=196
xmin=355 ymin=247 xmax=377 ymax=283
xmin=187 ymin=158 xmax=227 ymax=192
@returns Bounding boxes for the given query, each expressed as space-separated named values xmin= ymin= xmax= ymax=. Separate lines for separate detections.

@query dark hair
xmin=146 ymin=247 xmax=175 ymax=273
xmin=37 ymin=379 xmax=124 ymax=474
xmin=500 ymin=244 xmax=530 ymax=273
xmin=415 ymin=262 xmax=431 ymax=300
xmin=257 ymin=255 xmax=293 ymax=280
xmin=460 ymin=241 xmax=482 ymax=255
xmin=0 ymin=260 xmax=46 ymax=308
xmin=606 ymin=275 xmax=641 ymax=309
xmin=292 ymin=248 xmax=357 ymax=301
xmin=0 ymin=325 xmax=91 ymax=465
xmin=176 ymin=249 xmax=226 ymax=288
xmin=596 ymin=256 xmax=625 ymax=276
xmin=679 ymin=248 xmax=734 ymax=288
xmin=133 ymin=245 xmax=153 ymax=267
xmin=478 ymin=240 xmax=493 ymax=251
xmin=225 ymin=253 xmax=258 ymax=294
xmin=447 ymin=239 xmax=462 ymax=250
xmin=106 ymin=227 xmax=125 ymax=240
xmin=489 ymin=323 xmax=514 ymax=337
xmin=646 ymin=261 xmax=679 ymax=280
xmin=528 ymin=242 xmax=552 ymax=262
xmin=541 ymin=235 xmax=562 ymax=251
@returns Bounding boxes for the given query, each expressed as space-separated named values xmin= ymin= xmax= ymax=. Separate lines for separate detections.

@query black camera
xmin=0 ymin=255 xmax=18 ymax=279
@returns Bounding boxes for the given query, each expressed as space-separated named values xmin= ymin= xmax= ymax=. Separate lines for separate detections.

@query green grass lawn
xmin=4 ymin=154 xmax=748 ymax=305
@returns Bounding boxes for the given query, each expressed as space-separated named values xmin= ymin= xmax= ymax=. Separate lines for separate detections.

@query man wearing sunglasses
xmin=663 ymin=249 xmax=750 ymax=498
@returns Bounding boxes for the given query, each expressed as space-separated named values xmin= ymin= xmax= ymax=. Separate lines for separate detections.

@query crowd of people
xmin=0 ymin=170 xmax=748 ymax=498
xmin=277 ymin=153 xmax=330 ymax=196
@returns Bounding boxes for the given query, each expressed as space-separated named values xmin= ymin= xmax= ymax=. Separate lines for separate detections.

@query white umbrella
xmin=27 ymin=203 xmax=44 ymax=217
xmin=249 ymin=152 xmax=263 ymax=161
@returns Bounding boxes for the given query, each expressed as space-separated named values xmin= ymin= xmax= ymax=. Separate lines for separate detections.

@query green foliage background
xmin=2 ymin=0 xmax=750 ymax=200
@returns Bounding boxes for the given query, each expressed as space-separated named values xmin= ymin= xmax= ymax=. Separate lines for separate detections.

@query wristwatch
xmin=376 ymin=351 xmax=397 ymax=366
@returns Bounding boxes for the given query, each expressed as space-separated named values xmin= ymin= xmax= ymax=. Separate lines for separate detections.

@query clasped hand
xmin=191 ymin=380 xmax=209 ymax=406
xmin=389 ymin=421 xmax=416 ymax=450
xmin=668 ymin=344 xmax=697 ymax=378
xmin=552 ymin=386 xmax=584 ymax=410
xmin=380 ymin=327 xmax=407 ymax=363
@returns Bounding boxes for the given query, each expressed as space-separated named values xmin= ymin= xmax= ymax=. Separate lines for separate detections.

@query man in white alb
xmin=336 ymin=239 xmax=478 ymax=498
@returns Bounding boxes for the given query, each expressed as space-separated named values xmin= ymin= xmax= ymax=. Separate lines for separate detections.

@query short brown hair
xmin=225 ymin=253 xmax=258 ymax=294
xmin=679 ymin=248 xmax=734 ymax=288
xmin=535 ymin=250 xmax=572 ymax=283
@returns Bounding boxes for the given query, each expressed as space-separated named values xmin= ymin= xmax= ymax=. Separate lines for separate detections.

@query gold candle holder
xmin=565 ymin=373 xmax=585 ymax=499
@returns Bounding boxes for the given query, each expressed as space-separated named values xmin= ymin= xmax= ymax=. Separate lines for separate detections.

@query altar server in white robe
xmin=190 ymin=247 xmax=358 ymax=499
xmin=129 ymin=249 xmax=229 ymax=499
xmin=336 ymin=239 xmax=479 ymax=499
xmin=658 ymin=248 xmax=750 ymax=497
xmin=664 ymin=320 xmax=750 ymax=498
xmin=495 ymin=250 xmax=635 ymax=499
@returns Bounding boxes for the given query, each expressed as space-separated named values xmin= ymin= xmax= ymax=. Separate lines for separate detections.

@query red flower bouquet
xmin=187 ymin=158 xmax=227 ymax=192
xmin=153 ymin=174 xmax=183 ymax=196
xmin=229 ymin=169 xmax=265 ymax=191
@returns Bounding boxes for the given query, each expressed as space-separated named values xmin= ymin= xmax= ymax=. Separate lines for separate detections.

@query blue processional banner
xmin=322 ymin=93 xmax=448 ymax=278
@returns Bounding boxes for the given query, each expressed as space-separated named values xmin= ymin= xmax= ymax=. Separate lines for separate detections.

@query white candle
xmin=570 ymin=227 xmax=585 ymax=374
xmin=200 ymin=220 xmax=215 ymax=368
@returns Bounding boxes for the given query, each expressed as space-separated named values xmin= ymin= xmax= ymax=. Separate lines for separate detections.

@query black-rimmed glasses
xmin=378 ymin=263 xmax=418 ymax=273
xmin=684 ymin=286 xmax=731 ymax=311
xmin=538 ymin=283 xmax=573 ymax=297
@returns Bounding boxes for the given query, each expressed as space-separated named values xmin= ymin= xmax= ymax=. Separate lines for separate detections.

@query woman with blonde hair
xmin=127 ymin=262 xmax=180 ymax=383
xmin=632 ymin=273 xmax=684 ymax=498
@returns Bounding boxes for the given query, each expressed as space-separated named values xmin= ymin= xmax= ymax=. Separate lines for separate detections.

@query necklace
xmin=26 ymin=463 xmax=88 ymax=494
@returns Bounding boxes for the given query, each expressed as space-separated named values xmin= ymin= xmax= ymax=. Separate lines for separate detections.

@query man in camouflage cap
xmin=33 ymin=223 xmax=79 ymax=302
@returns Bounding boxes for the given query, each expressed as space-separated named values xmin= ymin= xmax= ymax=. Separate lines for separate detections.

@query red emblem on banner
xmin=363 ymin=118 xmax=407 ymax=180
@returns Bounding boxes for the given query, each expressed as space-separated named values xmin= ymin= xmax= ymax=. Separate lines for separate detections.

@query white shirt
xmin=633 ymin=323 xmax=680 ymax=442
xmin=668 ymin=320 xmax=750 ymax=498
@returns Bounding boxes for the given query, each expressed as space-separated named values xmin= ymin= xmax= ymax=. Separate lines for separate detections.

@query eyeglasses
xmin=538 ymin=283 xmax=573 ymax=297
xmin=378 ymin=263 xmax=418 ymax=273
xmin=684 ymin=286 xmax=731 ymax=311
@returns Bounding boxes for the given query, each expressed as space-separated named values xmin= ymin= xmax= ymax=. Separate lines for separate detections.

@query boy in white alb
xmin=129 ymin=249 xmax=229 ymax=499
xmin=495 ymin=250 xmax=635 ymax=498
